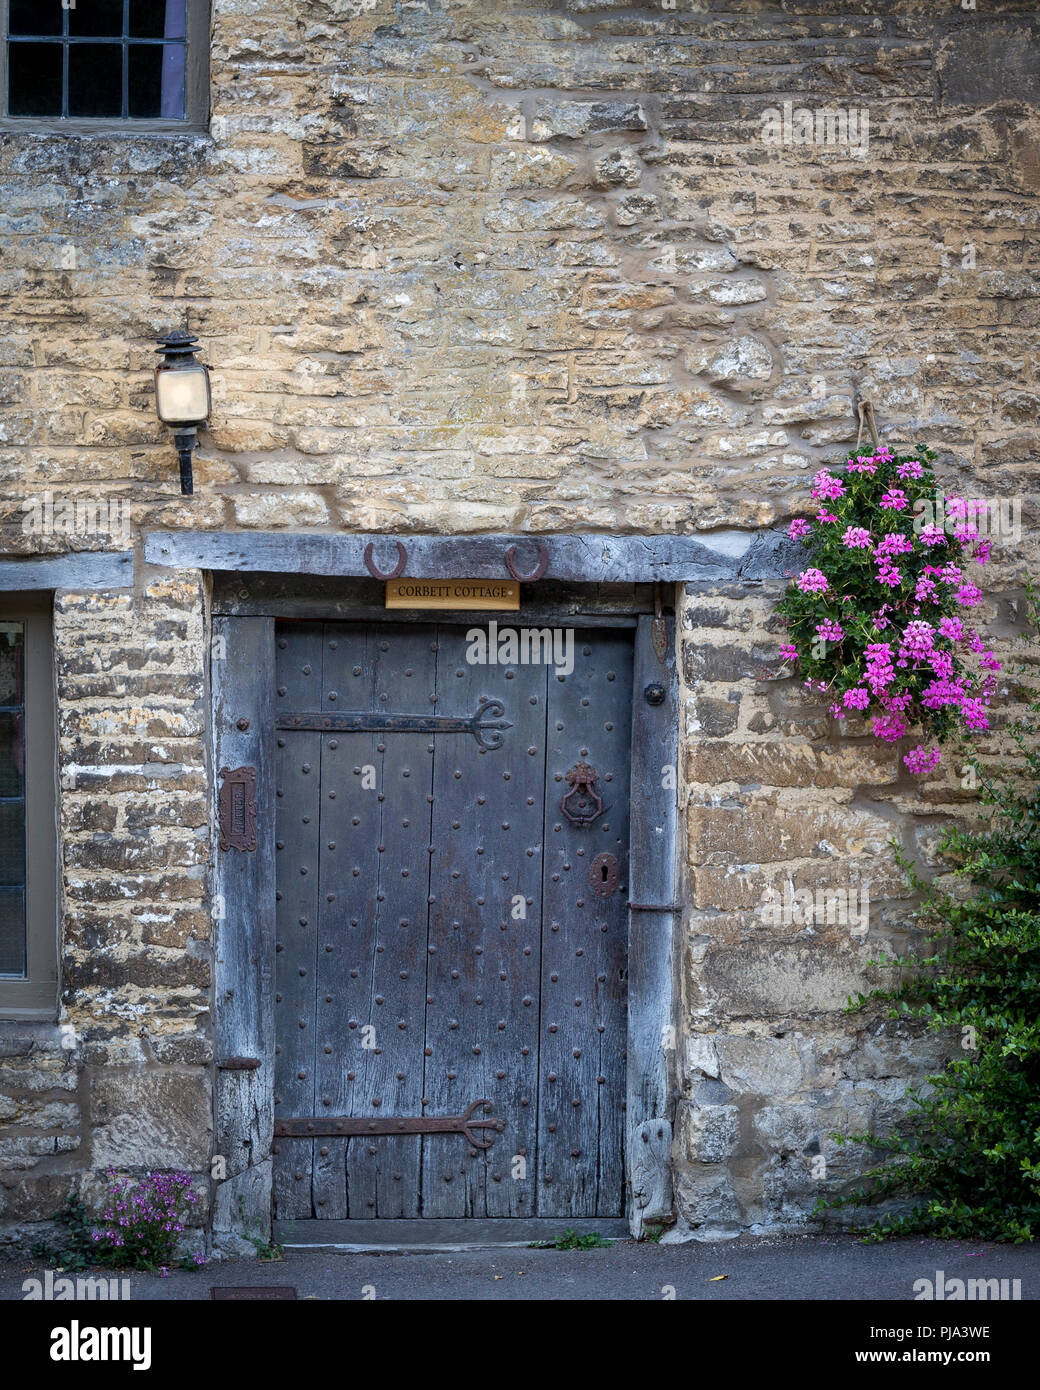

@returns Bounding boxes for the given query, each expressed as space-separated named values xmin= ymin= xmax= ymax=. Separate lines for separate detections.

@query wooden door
xmin=272 ymin=620 xmax=632 ymax=1220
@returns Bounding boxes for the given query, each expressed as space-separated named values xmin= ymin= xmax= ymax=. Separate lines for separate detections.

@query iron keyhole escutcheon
xmin=590 ymin=852 xmax=620 ymax=898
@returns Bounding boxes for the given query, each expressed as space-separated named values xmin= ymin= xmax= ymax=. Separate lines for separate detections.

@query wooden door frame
xmin=210 ymin=587 xmax=679 ymax=1242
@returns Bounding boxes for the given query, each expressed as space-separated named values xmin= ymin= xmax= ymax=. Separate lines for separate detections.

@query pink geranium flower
xmin=904 ymin=744 xmax=941 ymax=774
xmin=811 ymin=470 xmax=846 ymax=501
xmin=842 ymin=526 xmax=872 ymax=549
xmin=875 ymin=532 xmax=913 ymax=558
xmin=796 ymin=568 xmax=829 ymax=595
xmin=918 ymin=522 xmax=946 ymax=547
xmin=777 ymin=445 xmax=999 ymax=771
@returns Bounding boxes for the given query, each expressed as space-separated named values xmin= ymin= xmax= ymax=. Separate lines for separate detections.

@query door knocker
xmin=561 ymin=761 xmax=603 ymax=827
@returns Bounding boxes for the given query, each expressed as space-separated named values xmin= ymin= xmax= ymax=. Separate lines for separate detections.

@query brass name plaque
xmin=386 ymin=579 xmax=520 ymax=610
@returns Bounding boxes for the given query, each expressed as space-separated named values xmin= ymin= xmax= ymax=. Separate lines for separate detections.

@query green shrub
xmin=821 ymin=586 xmax=1040 ymax=1241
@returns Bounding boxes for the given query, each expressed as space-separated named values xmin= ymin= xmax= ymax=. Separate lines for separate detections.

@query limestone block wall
xmin=0 ymin=0 xmax=1036 ymax=547
xmin=0 ymin=576 xmax=212 ymax=1247
xmin=675 ymin=580 xmax=1030 ymax=1235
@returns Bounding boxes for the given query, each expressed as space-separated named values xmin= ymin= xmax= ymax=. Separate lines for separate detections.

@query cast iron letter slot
xmin=218 ymin=765 xmax=257 ymax=852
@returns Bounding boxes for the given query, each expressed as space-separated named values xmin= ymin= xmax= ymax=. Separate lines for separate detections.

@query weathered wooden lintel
xmin=0 ymin=551 xmax=134 ymax=591
xmin=143 ymin=530 xmax=793 ymax=584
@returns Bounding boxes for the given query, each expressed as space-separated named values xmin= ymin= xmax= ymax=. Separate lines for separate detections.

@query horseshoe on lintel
xmin=364 ymin=540 xmax=407 ymax=580
xmin=505 ymin=542 xmax=549 ymax=583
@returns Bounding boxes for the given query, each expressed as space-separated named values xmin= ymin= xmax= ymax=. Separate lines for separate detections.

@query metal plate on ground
xmin=210 ymin=1285 xmax=298 ymax=1300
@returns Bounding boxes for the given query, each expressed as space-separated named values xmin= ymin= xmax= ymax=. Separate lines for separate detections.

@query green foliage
xmin=820 ymin=586 xmax=1040 ymax=1241
xmin=529 ymin=1229 xmax=612 ymax=1250
xmin=37 ymin=1174 xmax=206 ymax=1273
xmin=33 ymin=1194 xmax=95 ymax=1272
xmin=237 ymin=1194 xmax=285 ymax=1261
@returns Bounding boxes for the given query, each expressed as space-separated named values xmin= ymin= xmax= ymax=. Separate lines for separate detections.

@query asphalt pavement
xmin=2 ymin=1233 xmax=1038 ymax=1300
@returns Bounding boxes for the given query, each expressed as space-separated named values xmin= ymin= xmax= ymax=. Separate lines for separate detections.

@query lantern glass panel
xmin=155 ymin=364 xmax=210 ymax=424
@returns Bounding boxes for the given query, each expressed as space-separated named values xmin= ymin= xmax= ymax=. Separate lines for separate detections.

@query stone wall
xmin=675 ymin=580 xmax=1031 ymax=1235
xmin=0 ymin=576 xmax=212 ymax=1248
xmin=2 ymin=0 xmax=1037 ymax=546
xmin=1 ymin=0 xmax=1038 ymax=1245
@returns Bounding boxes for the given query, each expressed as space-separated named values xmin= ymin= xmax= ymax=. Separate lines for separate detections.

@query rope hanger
xmin=856 ymin=398 xmax=880 ymax=451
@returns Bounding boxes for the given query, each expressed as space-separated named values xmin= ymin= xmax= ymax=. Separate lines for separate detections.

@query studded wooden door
xmin=272 ymin=621 xmax=632 ymax=1220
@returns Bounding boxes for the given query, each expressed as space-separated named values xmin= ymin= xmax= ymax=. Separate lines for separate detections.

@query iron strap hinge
xmin=627 ymin=902 xmax=682 ymax=912
xmin=276 ymin=698 xmax=512 ymax=751
xmin=273 ymin=1100 xmax=506 ymax=1150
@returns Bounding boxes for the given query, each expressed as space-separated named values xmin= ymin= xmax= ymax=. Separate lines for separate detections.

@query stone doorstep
xmin=270 ymin=1217 xmax=631 ymax=1253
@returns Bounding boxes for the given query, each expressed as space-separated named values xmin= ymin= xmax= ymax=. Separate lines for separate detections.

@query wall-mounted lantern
xmin=154 ymin=330 xmax=211 ymax=495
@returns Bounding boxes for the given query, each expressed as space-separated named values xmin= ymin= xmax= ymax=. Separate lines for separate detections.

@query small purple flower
xmin=787 ymin=518 xmax=811 ymax=540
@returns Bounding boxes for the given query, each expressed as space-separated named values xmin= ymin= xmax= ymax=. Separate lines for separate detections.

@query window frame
xmin=0 ymin=593 xmax=58 ymax=1020
xmin=0 ymin=0 xmax=209 ymax=134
